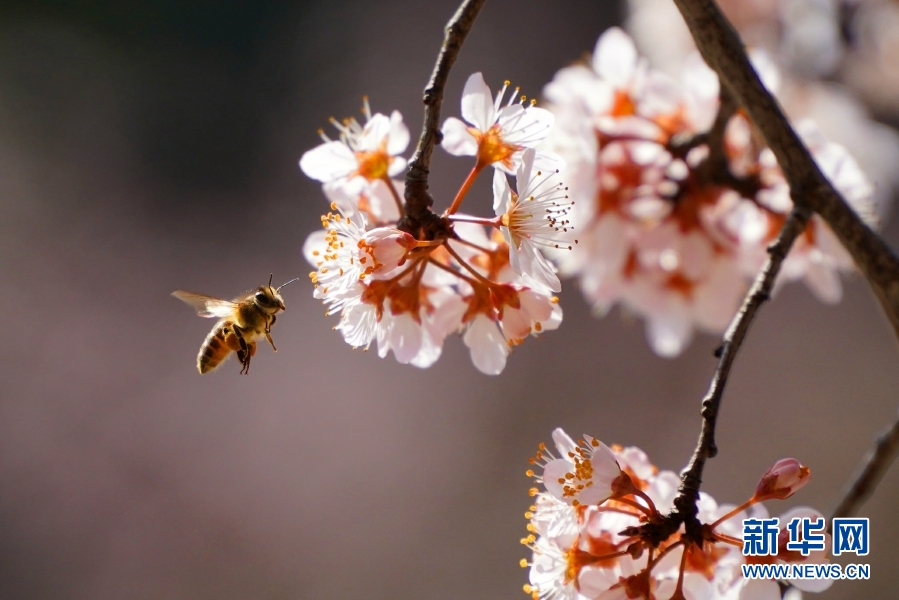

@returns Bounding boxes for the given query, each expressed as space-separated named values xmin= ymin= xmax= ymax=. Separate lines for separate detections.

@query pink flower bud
xmin=753 ymin=458 xmax=811 ymax=500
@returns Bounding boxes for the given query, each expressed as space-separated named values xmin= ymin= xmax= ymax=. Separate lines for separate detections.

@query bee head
xmin=253 ymin=287 xmax=284 ymax=314
xmin=253 ymin=274 xmax=297 ymax=313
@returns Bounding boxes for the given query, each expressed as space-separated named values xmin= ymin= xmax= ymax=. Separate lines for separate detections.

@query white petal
xmin=578 ymin=566 xmax=618 ymax=598
xmin=302 ymin=230 xmax=329 ymax=267
xmin=366 ymin=178 xmax=403 ymax=223
xmin=500 ymin=304 xmax=532 ymax=340
xmin=358 ymin=113 xmax=390 ymax=152
xmin=386 ymin=110 xmax=410 ymax=156
xmin=646 ymin=313 xmax=693 ymax=358
xmin=387 ymin=155 xmax=408 ymax=177
xmin=514 ymin=240 xmax=561 ymax=293
xmin=551 ymin=428 xmax=578 ymax=456
xmin=463 ymin=314 xmax=508 ymax=375
xmin=337 ymin=302 xmax=378 ymax=348
xmin=460 ymin=72 xmax=495 ymax=131
xmin=516 ymin=148 xmax=536 ymax=191
xmin=322 ymin=180 xmax=361 ymax=218
xmin=299 ymin=141 xmax=357 ymax=182
xmin=493 ymin=168 xmax=512 ymax=214
xmin=543 ymin=458 xmax=573 ymax=501
xmin=593 ymin=27 xmax=638 ymax=88
xmin=440 ymin=117 xmax=478 ymax=157
xmin=387 ymin=312 xmax=423 ymax=364
xmin=519 ymin=289 xmax=554 ymax=323
xmin=409 ymin=337 xmax=442 ymax=369
xmin=497 ymin=105 xmax=554 ymax=148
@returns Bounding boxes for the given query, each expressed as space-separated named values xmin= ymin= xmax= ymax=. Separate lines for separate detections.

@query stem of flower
xmin=451 ymin=235 xmax=496 ymax=255
xmin=446 ymin=164 xmax=483 ymax=215
xmin=444 ymin=242 xmax=496 ymax=287
xmin=414 ymin=239 xmax=448 ymax=248
xmin=672 ymin=543 xmax=689 ymax=599
xmin=708 ymin=498 xmax=756 ymax=529
xmin=645 ymin=540 xmax=683 ymax=572
xmin=711 ymin=532 xmax=744 ymax=548
xmin=632 ymin=489 xmax=661 ymax=519
xmin=614 ymin=497 xmax=655 ymax=519
xmin=427 ymin=257 xmax=481 ymax=287
xmin=382 ymin=258 xmax=422 ymax=285
xmin=592 ymin=505 xmax=644 ymax=518
xmin=381 ymin=175 xmax=406 ymax=218
xmin=447 ymin=213 xmax=502 ymax=227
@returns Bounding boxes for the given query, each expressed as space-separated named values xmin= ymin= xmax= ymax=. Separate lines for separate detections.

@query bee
xmin=173 ymin=275 xmax=298 ymax=374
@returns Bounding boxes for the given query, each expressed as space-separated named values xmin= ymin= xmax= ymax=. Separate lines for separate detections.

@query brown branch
xmin=671 ymin=0 xmax=899 ymax=346
xmin=831 ymin=410 xmax=899 ymax=520
xmin=399 ymin=0 xmax=486 ymax=239
xmin=672 ymin=207 xmax=811 ymax=536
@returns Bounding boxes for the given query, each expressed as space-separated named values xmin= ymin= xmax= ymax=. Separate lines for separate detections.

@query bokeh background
xmin=1 ymin=1 xmax=898 ymax=599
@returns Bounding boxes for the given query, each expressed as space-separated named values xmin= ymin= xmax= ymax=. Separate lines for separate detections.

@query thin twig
xmin=399 ymin=0 xmax=486 ymax=238
xmin=831 ymin=410 xmax=899 ymax=520
xmin=671 ymin=0 xmax=899 ymax=349
xmin=672 ymin=207 xmax=811 ymax=534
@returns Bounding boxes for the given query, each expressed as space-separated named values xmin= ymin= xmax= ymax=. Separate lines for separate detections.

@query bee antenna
xmin=277 ymin=277 xmax=300 ymax=291
xmin=268 ymin=273 xmax=274 ymax=287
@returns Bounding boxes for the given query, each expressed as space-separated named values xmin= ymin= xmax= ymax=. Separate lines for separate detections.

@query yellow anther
xmin=520 ymin=559 xmax=529 ymax=568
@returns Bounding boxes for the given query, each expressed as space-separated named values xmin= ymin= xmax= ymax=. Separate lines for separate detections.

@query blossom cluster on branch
xmin=522 ymin=429 xmax=825 ymax=600
xmin=300 ymin=80 xmax=569 ymax=374
xmin=543 ymin=28 xmax=876 ymax=356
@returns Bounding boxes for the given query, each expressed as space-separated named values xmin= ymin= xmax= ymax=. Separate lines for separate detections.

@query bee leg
xmin=264 ymin=315 xmax=278 ymax=352
xmin=233 ymin=327 xmax=252 ymax=375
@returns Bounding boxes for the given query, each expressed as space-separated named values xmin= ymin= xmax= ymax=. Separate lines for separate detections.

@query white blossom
xmin=442 ymin=72 xmax=555 ymax=173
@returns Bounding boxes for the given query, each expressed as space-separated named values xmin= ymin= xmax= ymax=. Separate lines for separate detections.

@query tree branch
xmin=831 ymin=410 xmax=899 ymax=520
xmin=673 ymin=207 xmax=811 ymax=533
xmin=399 ymin=0 xmax=486 ymax=238
xmin=671 ymin=0 xmax=899 ymax=346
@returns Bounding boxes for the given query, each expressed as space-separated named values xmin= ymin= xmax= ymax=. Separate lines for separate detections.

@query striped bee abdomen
xmin=197 ymin=322 xmax=241 ymax=374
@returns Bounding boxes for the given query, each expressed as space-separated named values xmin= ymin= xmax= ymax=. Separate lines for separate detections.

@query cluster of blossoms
xmin=543 ymin=28 xmax=876 ymax=357
xmin=300 ymin=79 xmax=570 ymax=374
xmin=522 ymin=428 xmax=828 ymax=600
xmin=625 ymin=0 xmax=899 ymax=216
xmin=629 ymin=0 xmax=899 ymax=122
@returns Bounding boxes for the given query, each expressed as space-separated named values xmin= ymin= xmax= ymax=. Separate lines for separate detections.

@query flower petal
xmin=461 ymin=72 xmax=495 ymax=131
xmin=441 ymin=117 xmax=479 ymax=156
xmin=299 ymin=141 xmax=357 ymax=182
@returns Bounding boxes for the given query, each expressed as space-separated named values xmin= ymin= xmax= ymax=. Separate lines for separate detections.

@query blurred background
xmin=1 ymin=1 xmax=897 ymax=599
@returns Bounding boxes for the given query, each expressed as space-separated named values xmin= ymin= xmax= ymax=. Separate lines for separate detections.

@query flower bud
xmin=753 ymin=458 xmax=811 ymax=500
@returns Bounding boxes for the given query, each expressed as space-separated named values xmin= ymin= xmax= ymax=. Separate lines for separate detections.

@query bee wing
xmin=172 ymin=291 xmax=238 ymax=318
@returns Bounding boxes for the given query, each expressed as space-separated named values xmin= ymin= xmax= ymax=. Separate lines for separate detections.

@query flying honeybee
xmin=173 ymin=275 xmax=298 ymax=374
